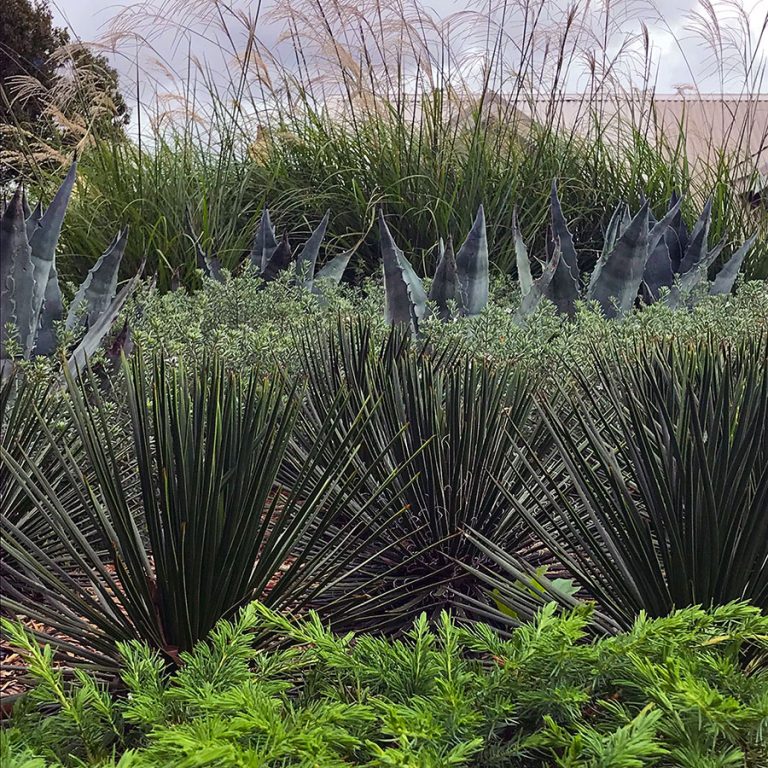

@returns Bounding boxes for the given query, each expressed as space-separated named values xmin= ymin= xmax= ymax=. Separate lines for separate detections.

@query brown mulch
xmin=1 ymin=616 xmax=74 ymax=704
xmin=1 ymin=617 xmax=50 ymax=716
xmin=1 ymin=554 xmax=299 ymax=715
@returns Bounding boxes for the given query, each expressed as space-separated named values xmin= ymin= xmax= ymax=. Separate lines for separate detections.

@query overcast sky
xmin=49 ymin=0 xmax=768 ymax=106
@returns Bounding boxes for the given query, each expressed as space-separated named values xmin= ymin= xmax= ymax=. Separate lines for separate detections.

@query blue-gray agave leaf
xmin=542 ymin=229 xmax=579 ymax=317
xmin=314 ymin=248 xmax=354 ymax=287
xmin=312 ymin=248 xmax=355 ymax=304
xmin=67 ymin=263 xmax=143 ymax=376
xmin=25 ymin=201 xmax=43 ymax=241
xmin=429 ymin=236 xmax=457 ymax=321
xmin=66 ymin=228 xmax=129 ymax=330
xmin=195 ymin=240 xmax=225 ymax=283
xmin=28 ymin=159 xmax=78 ymax=350
xmin=295 ymin=210 xmax=330 ymax=289
xmin=620 ymin=205 xmax=632 ymax=235
xmin=709 ymin=235 xmax=757 ymax=295
xmin=643 ymin=238 xmax=674 ymax=301
xmin=260 ymin=233 xmax=292 ymax=282
xmin=512 ymin=209 xmax=533 ymax=297
xmin=642 ymin=197 xmax=684 ymax=300
xmin=517 ymin=247 xmax=559 ymax=321
xmin=34 ymin=265 xmax=64 ymax=356
xmin=1 ymin=189 xmax=23 ymax=325
xmin=664 ymin=191 xmax=687 ymax=272
xmin=380 ymin=211 xmax=427 ymax=332
xmin=666 ymin=236 xmax=727 ymax=308
xmin=647 ymin=197 xmax=684 ymax=253
xmin=602 ymin=201 xmax=628 ymax=261
xmin=1 ymin=188 xmax=36 ymax=360
xmin=250 ymin=207 xmax=278 ymax=271
xmin=587 ymin=203 xmax=650 ymax=318
xmin=550 ymin=181 xmax=580 ymax=286
xmin=455 ymin=205 xmax=488 ymax=316
xmin=678 ymin=197 xmax=712 ymax=274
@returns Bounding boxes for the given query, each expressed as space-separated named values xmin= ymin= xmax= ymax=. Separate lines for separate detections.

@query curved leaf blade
xmin=1 ymin=188 xmax=36 ymax=359
xmin=295 ymin=210 xmax=330 ymax=290
xmin=314 ymin=248 xmax=354 ymax=287
xmin=588 ymin=203 xmax=649 ymax=318
xmin=66 ymin=227 xmax=129 ymax=330
xmin=27 ymin=160 xmax=78 ymax=351
xmin=429 ymin=236 xmax=457 ymax=320
xmin=710 ymin=235 xmax=757 ymax=295
xmin=550 ymin=180 xmax=580 ymax=285
xmin=380 ymin=211 xmax=427 ymax=332
xmin=455 ymin=205 xmax=489 ymax=317
xmin=512 ymin=209 xmax=533 ymax=297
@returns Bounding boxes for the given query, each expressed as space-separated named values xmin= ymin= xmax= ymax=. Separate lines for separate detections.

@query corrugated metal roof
xmin=555 ymin=94 xmax=768 ymax=103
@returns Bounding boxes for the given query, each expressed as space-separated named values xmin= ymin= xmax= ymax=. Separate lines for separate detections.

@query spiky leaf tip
xmin=455 ymin=205 xmax=489 ymax=317
xmin=710 ymin=235 xmax=757 ymax=296
xmin=549 ymin=180 xmax=580 ymax=285
xmin=295 ymin=210 xmax=330 ymax=290
xmin=429 ymin=236 xmax=457 ymax=321
xmin=587 ymin=203 xmax=650 ymax=318
xmin=512 ymin=208 xmax=533 ymax=298
xmin=250 ymin=207 xmax=279 ymax=271
xmin=678 ymin=197 xmax=713 ymax=275
xmin=379 ymin=210 xmax=427 ymax=333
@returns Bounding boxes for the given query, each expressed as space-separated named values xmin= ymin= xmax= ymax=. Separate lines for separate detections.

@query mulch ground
xmin=0 ymin=555 xmax=298 ymax=715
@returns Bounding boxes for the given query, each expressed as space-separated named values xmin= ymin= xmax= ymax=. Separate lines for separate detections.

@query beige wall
xmin=517 ymin=94 xmax=768 ymax=180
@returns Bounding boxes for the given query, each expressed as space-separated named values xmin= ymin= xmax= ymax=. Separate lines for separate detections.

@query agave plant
xmin=379 ymin=206 xmax=489 ymax=333
xmin=0 ymin=160 xmax=141 ymax=377
xmin=240 ymin=206 xmax=355 ymax=294
xmin=191 ymin=182 xmax=754 ymax=332
xmin=472 ymin=336 xmax=768 ymax=631
xmin=644 ymin=195 xmax=757 ymax=307
xmin=376 ymin=182 xmax=755 ymax=332
xmin=512 ymin=183 xmax=757 ymax=320
xmin=0 ymin=354 xmax=413 ymax=670
xmin=294 ymin=320 xmax=549 ymax=630
xmin=190 ymin=206 xmax=356 ymax=296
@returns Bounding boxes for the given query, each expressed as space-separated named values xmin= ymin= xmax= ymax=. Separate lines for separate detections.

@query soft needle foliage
xmin=3 ymin=601 xmax=768 ymax=767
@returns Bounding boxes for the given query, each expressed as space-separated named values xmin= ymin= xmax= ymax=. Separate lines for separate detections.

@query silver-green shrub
xmin=130 ymin=270 xmax=768 ymax=381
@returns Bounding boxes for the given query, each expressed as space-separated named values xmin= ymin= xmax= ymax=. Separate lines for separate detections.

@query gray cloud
xmin=49 ymin=0 xmax=767 ymax=113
